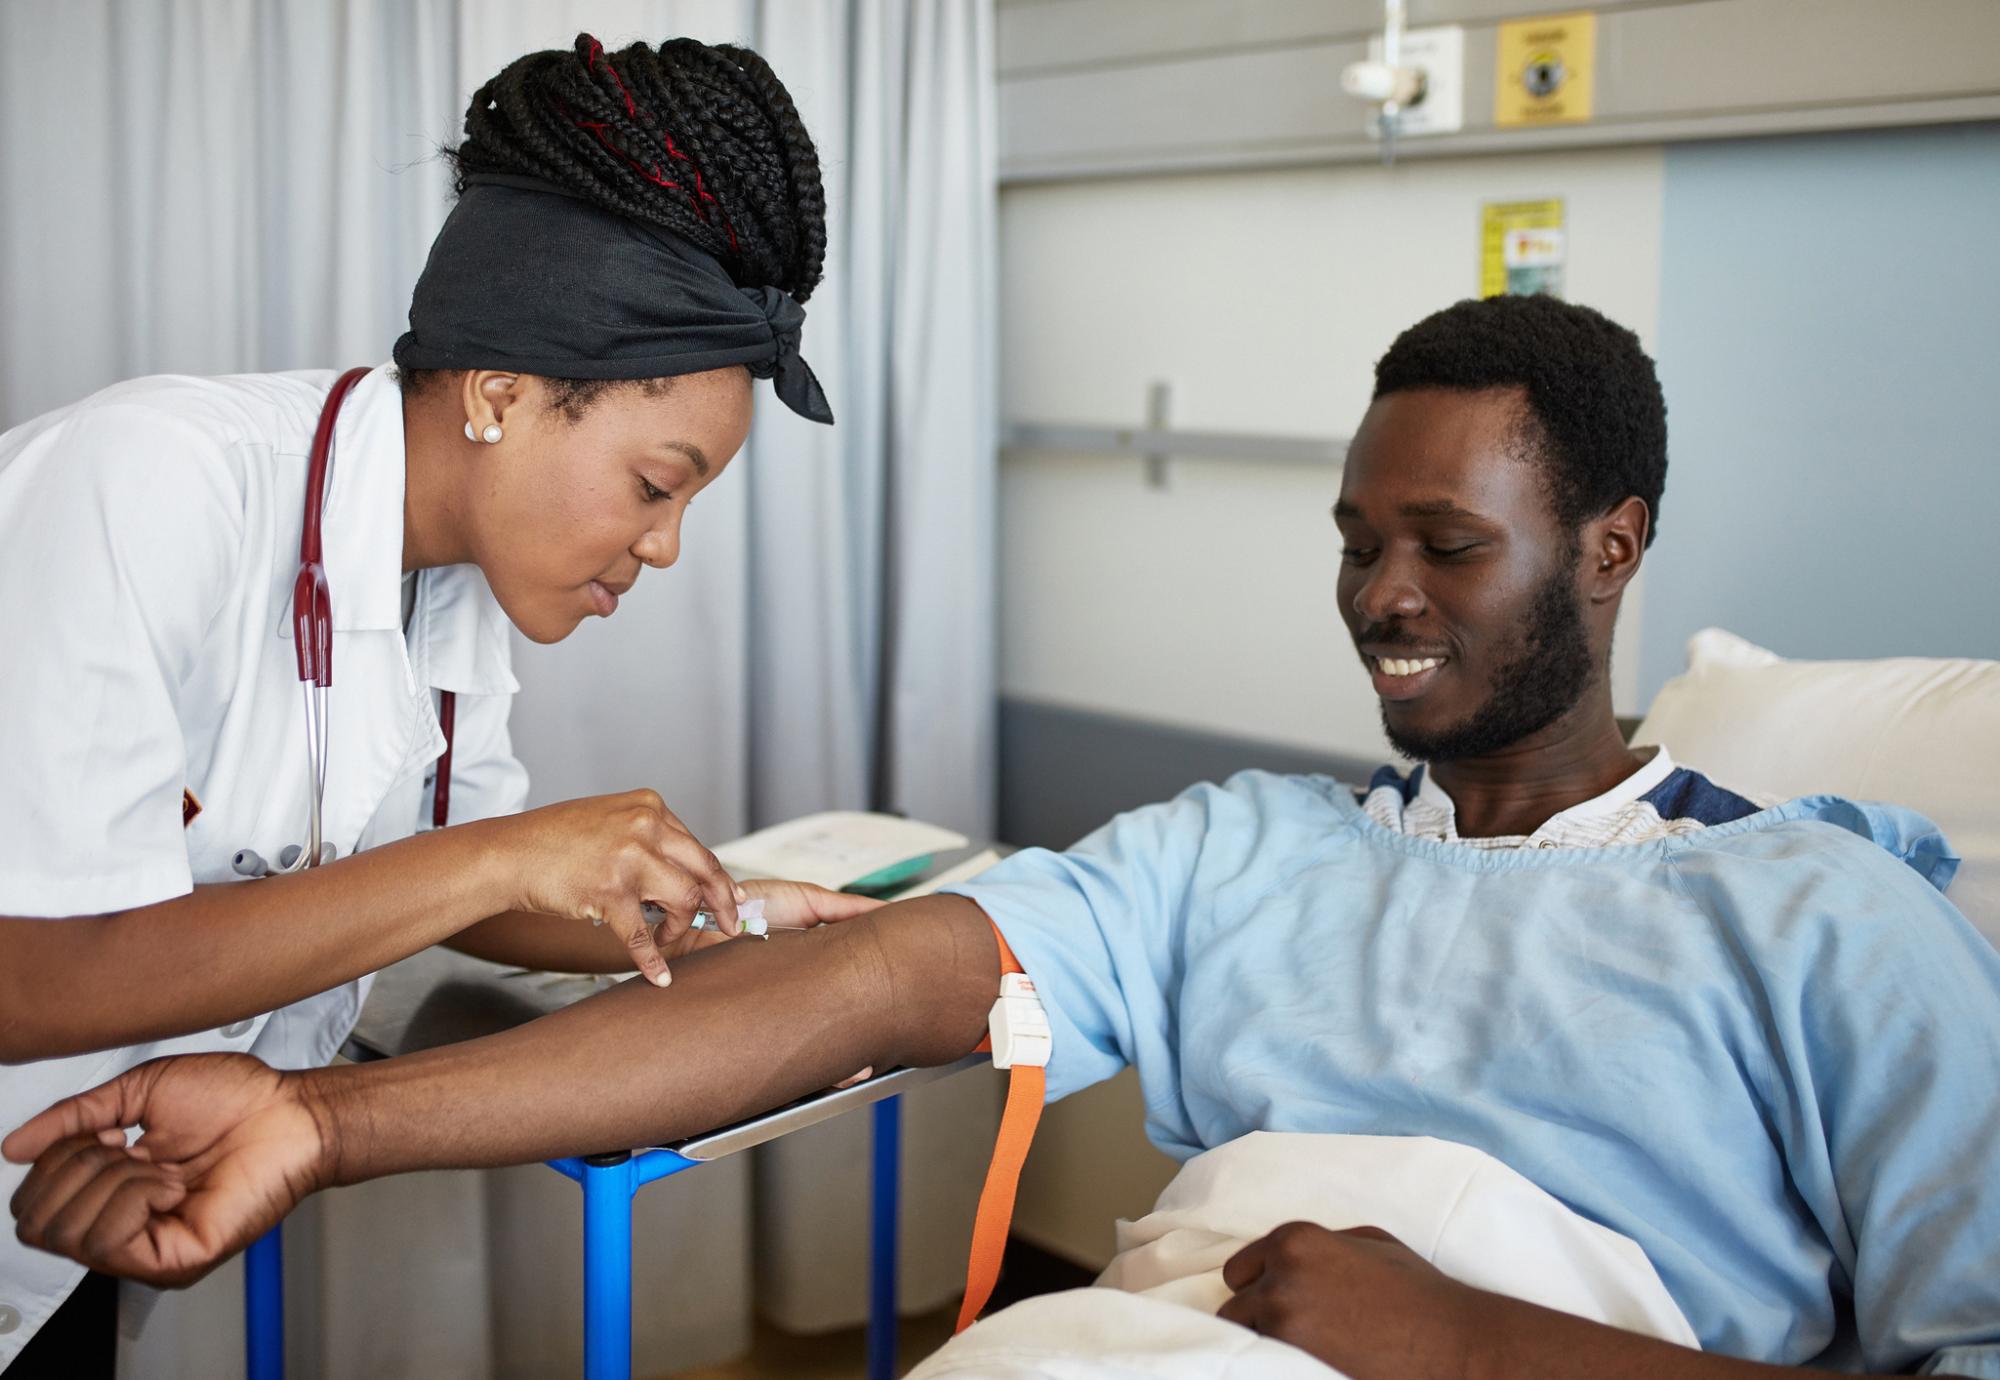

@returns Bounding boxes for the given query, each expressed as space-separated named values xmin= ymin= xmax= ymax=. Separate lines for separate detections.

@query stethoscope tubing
xmin=235 ymin=368 xmax=372 ymax=879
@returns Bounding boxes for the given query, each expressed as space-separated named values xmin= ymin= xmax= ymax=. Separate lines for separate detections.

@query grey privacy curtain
xmin=0 ymin=1 xmax=997 ymax=1374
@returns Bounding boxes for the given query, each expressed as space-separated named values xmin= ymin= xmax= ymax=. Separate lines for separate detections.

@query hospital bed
xmin=237 ymin=628 xmax=1998 ymax=1379
xmin=1626 ymin=629 xmax=1997 ymax=948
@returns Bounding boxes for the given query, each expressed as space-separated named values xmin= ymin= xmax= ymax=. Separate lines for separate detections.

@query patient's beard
xmin=1383 ymin=556 xmax=1595 ymax=764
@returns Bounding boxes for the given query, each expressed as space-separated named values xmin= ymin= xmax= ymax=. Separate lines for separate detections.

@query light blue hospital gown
xmin=946 ymin=768 xmax=2000 ymax=1376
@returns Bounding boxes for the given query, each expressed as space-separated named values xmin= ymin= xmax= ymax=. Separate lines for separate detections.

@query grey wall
xmin=1639 ymin=121 xmax=2000 ymax=698
xmin=998 ymin=697 xmax=1379 ymax=851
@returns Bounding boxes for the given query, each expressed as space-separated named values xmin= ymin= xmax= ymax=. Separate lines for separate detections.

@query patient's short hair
xmin=1373 ymin=295 xmax=1668 ymax=548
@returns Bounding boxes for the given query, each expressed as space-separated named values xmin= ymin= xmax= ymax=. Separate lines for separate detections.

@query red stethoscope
xmin=232 ymin=368 xmax=454 ymax=879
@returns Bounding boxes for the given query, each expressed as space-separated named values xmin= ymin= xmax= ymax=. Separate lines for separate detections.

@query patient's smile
xmin=1369 ymin=654 xmax=1448 ymax=701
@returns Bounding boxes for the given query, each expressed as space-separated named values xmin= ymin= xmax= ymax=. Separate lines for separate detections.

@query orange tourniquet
xmin=956 ymin=923 xmax=1047 ymax=1334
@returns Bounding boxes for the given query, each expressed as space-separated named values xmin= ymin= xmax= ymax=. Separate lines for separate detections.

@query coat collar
xmin=298 ymin=363 xmax=516 ymax=695
xmin=414 ymin=563 xmax=521 ymax=696
xmin=318 ymin=364 xmax=409 ymax=633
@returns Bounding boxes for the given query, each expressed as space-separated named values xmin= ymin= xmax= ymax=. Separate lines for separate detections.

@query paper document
xmin=714 ymin=811 xmax=969 ymax=890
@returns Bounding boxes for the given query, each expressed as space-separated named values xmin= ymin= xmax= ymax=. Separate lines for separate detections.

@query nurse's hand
xmin=3 ymin=1054 xmax=324 ymax=1288
xmin=498 ymin=789 xmax=745 ymax=988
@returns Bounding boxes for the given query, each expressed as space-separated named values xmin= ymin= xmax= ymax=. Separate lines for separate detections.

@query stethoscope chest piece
xmin=232 ymin=843 xmax=340 ymax=879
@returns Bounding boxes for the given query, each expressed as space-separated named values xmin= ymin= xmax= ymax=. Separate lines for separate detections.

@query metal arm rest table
xmin=242 ymin=855 xmax=996 ymax=1380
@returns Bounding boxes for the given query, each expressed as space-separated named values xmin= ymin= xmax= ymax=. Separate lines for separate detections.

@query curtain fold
xmin=749 ymin=0 xmax=1002 ymax=1333
xmin=0 ymin=1 xmax=997 ymax=1374
xmin=882 ymin=0 xmax=998 ymax=831
xmin=0 ymin=0 xmax=461 ymax=428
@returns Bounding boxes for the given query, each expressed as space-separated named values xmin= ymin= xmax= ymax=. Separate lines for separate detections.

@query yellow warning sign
xmin=1480 ymin=200 xmax=1566 ymax=299
xmin=1494 ymin=12 xmax=1596 ymax=126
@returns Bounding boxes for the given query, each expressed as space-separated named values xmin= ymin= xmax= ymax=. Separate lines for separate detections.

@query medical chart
xmin=714 ymin=811 xmax=969 ymax=890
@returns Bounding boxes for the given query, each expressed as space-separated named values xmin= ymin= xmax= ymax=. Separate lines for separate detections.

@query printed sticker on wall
xmin=1494 ymin=12 xmax=1596 ymax=126
xmin=1480 ymin=200 xmax=1566 ymax=298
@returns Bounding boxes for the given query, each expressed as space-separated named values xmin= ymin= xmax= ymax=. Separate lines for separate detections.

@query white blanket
xmin=910 ymin=1132 xmax=1698 ymax=1378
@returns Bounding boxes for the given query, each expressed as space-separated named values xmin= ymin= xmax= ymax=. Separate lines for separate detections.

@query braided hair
xmin=457 ymin=34 xmax=826 ymax=301
xmin=402 ymin=34 xmax=827 ymax=414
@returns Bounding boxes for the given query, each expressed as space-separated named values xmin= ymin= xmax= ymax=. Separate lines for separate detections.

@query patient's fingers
xmin=82 ymin=1174 xmax=188 ymax=1267
xmin=794 ymin=889 xmax=882 ymax=924
xmin=1220 ymin=1233 xmax=1272 ymax=1292
xmin=41 ymin=1155 xmax=182 ymax=1260
xmin=743 ymin=880 xmax=884 ymax=929
xmin=3 ymin=1065 xmax=153 ymax=1164
xmin=10 ymin=1135 xmax=111 ymax=1229
xmin=1214 ymin=1276 xmax=1268 ymax=1332
xmin=13 ymin=1137 xmax=180 ymax=1259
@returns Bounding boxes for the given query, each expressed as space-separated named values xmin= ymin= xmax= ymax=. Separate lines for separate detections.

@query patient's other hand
xmin=1218 ymin=1221 xmax=1482 ymax=1380
xmin=4 ymin=1053 xmax=328 ymax=1288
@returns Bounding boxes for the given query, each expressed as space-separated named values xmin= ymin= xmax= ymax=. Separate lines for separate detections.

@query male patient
xmin=10 ymin=296 xmax=1999 ymax=1379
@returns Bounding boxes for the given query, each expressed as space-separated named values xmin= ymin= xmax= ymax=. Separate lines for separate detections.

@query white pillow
xmin=1632 ymin=628 xmax=2000 ymax=945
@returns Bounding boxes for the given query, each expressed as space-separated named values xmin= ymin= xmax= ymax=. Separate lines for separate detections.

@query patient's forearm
xmin=304 ymin=894 xmax=998 ymax=1184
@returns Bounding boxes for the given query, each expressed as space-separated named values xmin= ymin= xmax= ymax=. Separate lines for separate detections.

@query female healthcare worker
xmin=0 ymin=35 xmax=866 ymax=1375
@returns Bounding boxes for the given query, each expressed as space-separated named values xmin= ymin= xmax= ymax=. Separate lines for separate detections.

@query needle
xmin=640 ymin=898 xmax=818 ymax=940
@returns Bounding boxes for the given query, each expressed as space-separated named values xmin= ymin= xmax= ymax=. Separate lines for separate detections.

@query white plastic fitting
xmin=988 ymin=972 xmax=1052 ymax=1070
xmin=1341 ymin=59 xmax=1424 ymax=107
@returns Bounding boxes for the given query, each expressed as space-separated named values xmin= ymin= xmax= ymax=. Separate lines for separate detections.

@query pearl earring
xmin=464 ymin=421 xmax=477 ymax=442
xmin=482 ymin=424 xmax=504 ymax=444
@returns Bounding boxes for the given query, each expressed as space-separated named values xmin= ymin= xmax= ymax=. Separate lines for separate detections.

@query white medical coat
xmin=0 ymin=364 xmax=529 ymax=1365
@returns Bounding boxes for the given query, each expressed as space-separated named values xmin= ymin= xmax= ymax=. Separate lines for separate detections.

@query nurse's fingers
xmin=607 ymin=897 xmax=675 ymax=989
xmin=650 ymin=832 xmax=742 ymax=938
xmin=635 ymin=851 xmax=742 ymax=946
xmin=635 ymin=865 xmax=709 ymax=948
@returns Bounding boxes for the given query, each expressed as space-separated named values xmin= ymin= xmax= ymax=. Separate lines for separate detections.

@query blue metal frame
xmin=245 ymin=1225 xmax=284 ymax=1380
xmin=546 ymin=1147 xmax=700 ymax=1380
xmin=869 ymin=1097 xmax=901 ymax=1380
xmin=244 ymin=1094 xmax=908 ymax=1380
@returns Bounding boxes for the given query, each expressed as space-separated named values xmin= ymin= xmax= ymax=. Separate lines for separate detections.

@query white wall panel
xmin=998 ymin=0 xmax=2000 ymax=179
xmin=999 ymin=146 xmax=1663 ymax=760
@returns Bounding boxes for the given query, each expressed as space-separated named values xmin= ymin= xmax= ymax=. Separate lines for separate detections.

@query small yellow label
xmin=1494 ymin=12 xmax=1596 ymax=126
xmin=1479 ymin=199 xmax=1567 ymax=299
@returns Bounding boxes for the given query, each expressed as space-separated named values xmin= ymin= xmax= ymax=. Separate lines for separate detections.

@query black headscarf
xmin=393 ymin=174 xmax=832 ymax=424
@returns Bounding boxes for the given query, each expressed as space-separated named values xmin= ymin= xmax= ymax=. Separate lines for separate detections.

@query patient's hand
xmin=1218 ymin=1222 xmax=1481 ymax=1380
xmin=738 ymin=878 xmax=883 ymax=931
xmin=4 ymin=1053 xmax=327 ymax=1288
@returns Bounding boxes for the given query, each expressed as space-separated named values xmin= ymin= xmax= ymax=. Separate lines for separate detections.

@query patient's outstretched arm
xmin=4 ymin=895 xmax=998 ymax=1286
xmin=324 ymin=893 xmax=998 ymax=1178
